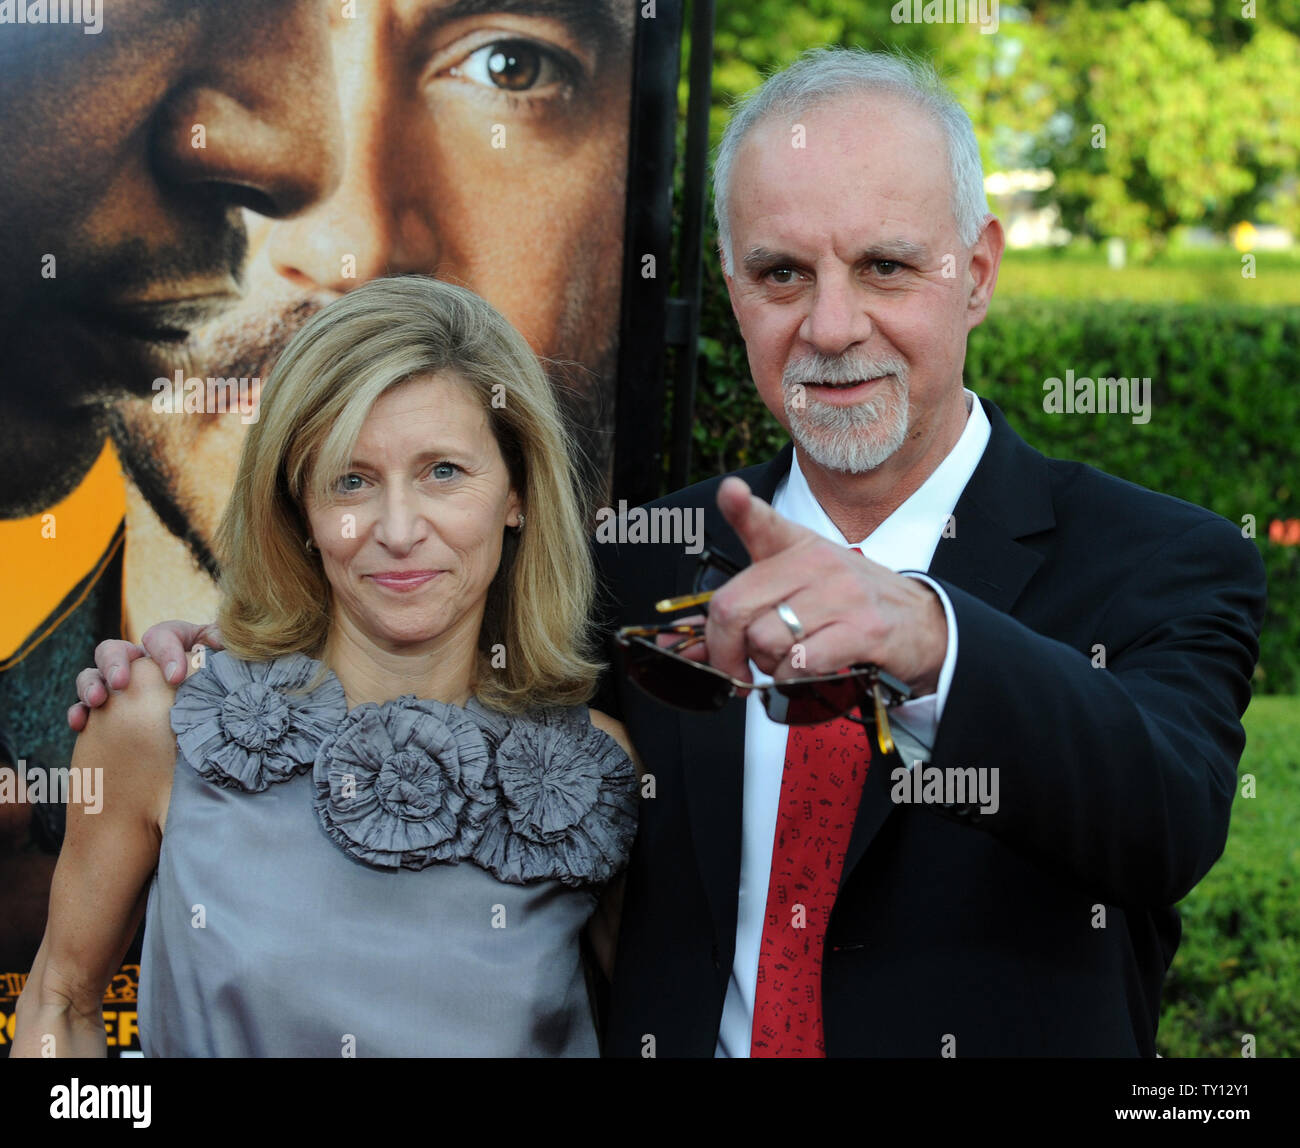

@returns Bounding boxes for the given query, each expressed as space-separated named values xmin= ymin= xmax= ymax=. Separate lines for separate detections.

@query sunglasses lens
xmin=693 ymin=549 xmax=742 ymax=596
xmin=622 ymin=641 xmax=733 ymax=712
xmin=764 ymin=675 xmax=864 ymax=725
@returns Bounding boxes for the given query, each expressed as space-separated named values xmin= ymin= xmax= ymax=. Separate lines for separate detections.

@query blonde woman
xmin=14 ymin=277 xmax=638 ymax=1057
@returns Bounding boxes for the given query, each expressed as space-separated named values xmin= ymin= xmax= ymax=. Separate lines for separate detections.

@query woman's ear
xmin=505 ymin=489 xmax=524 ymax=529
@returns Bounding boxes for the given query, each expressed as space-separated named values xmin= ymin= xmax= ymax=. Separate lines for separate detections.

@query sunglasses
xmin=614 ymin=621 xmax=909 ymax=754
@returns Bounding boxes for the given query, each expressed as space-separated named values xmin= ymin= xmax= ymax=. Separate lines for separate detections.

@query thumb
xmin=717 ymin=476 xmax=816 ymax=563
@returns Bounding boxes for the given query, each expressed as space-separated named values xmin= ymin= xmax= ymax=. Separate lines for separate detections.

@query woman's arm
xmin=12 ymin=660 xmax=178 ymax=1057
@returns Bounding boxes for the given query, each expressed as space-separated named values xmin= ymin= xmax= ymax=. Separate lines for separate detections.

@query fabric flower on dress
xmin=473 ymin=706 xmax=638 ymax=887
xmin=171 ymin=651 xmax=347 ymax=792
xmin=313 ymin=696 xmax=494 ymax=870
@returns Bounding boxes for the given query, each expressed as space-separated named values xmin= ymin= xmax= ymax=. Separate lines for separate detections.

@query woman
xmin=13 ymin=276 xmax=639 ymax=1057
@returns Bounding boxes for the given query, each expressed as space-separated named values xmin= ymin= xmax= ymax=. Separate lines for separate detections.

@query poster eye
xmin=456 ymin=40 xmax=563 ymax=93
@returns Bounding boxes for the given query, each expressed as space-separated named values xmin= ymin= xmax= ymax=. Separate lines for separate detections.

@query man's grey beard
xmin=781 ymin=352 xmax=911 ymax=474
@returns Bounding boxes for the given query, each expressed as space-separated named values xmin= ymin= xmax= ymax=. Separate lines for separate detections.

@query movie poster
xmin=0 ymin=0 xmax=670 ymax=1055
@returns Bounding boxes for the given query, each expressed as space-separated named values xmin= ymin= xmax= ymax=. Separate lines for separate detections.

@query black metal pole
xmin=667 ymin=0 xmax=715 ymax=492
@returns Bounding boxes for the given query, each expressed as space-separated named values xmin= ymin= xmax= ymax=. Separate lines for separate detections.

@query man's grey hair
xmin=713 ymin=47 xmax=990 ymax=274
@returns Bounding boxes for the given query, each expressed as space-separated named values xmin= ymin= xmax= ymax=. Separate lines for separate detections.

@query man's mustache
xmin=782 ymin=351 xmax=910 ymax=388
xmin=188 ymin=291 xmax=331 ymax=382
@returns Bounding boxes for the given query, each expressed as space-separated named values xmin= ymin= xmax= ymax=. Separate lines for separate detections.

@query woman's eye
xmin=452 ymin=40 xmax=563 ymax=92
xmin=335 ymin=474 xmax=366 ymax=494
xmin=431 ymin=462 xmax=459 ymax=481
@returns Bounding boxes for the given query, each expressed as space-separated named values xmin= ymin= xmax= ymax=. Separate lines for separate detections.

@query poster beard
xmin=108 ymin=287 xmax=617 ymax=587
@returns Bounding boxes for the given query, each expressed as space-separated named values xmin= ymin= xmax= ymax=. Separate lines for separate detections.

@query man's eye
xmin=767 ymin=267 xmax=798 ymax=285
xmin=430 ymin=462 xmax=460 ymax=481
xmin=872 ymin=260 xmax=903 ymax=276
xmin=452 ymin=40 xmax=563 ymax=92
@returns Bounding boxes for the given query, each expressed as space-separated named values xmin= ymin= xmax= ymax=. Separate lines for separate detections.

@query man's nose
xmin=152 ymin=0 xmax=344 ymax=220
xmin=799 ymin=271 xmax=873 ymax=357
xmin=264 ymin=15 xmax=440 ymax=293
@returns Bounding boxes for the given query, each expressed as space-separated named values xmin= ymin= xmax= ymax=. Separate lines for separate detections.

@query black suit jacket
xmin=593 ymin=397 xmax=1265 ymax=1057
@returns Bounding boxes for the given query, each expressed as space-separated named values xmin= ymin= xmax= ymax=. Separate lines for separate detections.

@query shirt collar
xmin=774 ymin=388 xmax=991 ymax=571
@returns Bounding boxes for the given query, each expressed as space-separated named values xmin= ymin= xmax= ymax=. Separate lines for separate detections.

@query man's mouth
xmin=41 ymin=291 xmax=243 ymax=397
xmin=83 ymin=293 xmax=239 ymax=345
xmin=800 ymin=375 xmax=891 ymax=402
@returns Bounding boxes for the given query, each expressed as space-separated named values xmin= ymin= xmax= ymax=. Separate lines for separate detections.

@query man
xmin=0 ymin=0 xmax=343 ymax=990
xmin=110 ymin=0 xmax=634 ymax=640
xmin=0 ymin=0 xmax=343 ymax=517
xmin=72 ymin=48 xmax=1266 ymax=1058
xmin=591 ymin=48 xmax=1264 ymax=1056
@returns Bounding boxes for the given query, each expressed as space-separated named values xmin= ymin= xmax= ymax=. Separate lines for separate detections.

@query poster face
xmin=0 ymin=0 xmax=649 ymax=1054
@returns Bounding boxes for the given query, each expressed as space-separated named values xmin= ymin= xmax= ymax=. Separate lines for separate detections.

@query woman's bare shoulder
xmin=588 ymin=708 xmax=643 ymax=773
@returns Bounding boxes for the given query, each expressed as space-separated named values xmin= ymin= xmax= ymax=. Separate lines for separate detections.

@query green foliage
xmin=1161 ymin=696 xmax=1300 ymax=1057
xmin=705 ymin=0 xmax=1300 ymax=254
xmin=1033 ymin=2 xmax=1300 ymax=253
xmin=688 ymin=293 xmax=1300 ymax=694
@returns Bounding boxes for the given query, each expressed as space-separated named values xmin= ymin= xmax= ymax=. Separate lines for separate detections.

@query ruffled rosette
xmin=170 ymin=651 xmax=347 ymax=792
xmin=312 ymin=697 xmax=495 ymax=871
xmin=472 ymin=706 xmax=638 ymax=888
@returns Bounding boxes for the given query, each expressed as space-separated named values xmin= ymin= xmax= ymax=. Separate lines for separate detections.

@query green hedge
xmin=689 ymin=297 xmax=1300 ymax=693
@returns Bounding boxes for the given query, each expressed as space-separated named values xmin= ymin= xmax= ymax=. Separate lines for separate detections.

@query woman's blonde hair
xmin=214 ymin=276 xmax=602 ymax=712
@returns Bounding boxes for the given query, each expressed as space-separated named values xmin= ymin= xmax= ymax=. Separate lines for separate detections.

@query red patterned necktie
xmin=750 ymin=550 xmax=872 ymax=1058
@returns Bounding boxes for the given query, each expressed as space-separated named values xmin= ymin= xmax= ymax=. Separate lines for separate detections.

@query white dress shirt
xmin=715 ymin=389 xmax=991 ymax=1057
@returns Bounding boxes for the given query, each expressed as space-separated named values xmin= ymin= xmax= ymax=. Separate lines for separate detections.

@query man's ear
xmin=965 ymin=214 xmax=1005 ymax=332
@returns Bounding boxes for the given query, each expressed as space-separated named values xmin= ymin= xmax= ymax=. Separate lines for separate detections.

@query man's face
xmin=0 ymin=0 xmax=343 ymax=515
xmin=114 ymin=0 xmax=632 ymax=572
xmin=722 ymin=94 xmax=1003 ymax=485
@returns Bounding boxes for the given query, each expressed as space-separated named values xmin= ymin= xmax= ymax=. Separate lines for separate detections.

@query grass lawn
xmin=997 ymin=249 xmax=1300 ymax=305
xmin=1159 ymin=695 xmax=1300 ymax=1057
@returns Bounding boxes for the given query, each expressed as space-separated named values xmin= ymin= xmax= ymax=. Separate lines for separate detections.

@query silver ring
xmin=775 ymin=601 xmax=805 ymax=641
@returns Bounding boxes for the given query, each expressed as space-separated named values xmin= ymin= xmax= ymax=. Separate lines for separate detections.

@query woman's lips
xmin=366 ymin=571 xmax=440 ymax=591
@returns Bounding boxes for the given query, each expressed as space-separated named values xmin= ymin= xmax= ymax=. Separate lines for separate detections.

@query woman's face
xmin=304 ymin=372 xmax=521 ymax=654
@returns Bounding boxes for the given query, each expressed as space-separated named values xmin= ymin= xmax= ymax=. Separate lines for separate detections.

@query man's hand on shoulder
xmin=67 ymin=620 xmax=224 ymax=733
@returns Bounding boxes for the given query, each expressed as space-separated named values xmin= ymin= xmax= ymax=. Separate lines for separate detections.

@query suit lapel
xmin=840 ymin=400 xmax=1055 ymax=881
xmin=679 ymin=446 xmax=792 ymax=949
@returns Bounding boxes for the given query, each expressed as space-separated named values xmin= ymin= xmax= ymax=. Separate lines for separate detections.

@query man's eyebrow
xmin=740 ymin=247 xmax=792 ymax=275
xmin=739 ymin=240 xmax=931 ymax=276
xmin=413 ymin=0 xmax=624 ymax=42
xmin=859 ymin=240 xmax=930 ymax=264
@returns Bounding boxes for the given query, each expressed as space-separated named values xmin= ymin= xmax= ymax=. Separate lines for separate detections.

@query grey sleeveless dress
xmin=139 ymin=651 xmax=638 ymax=1058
